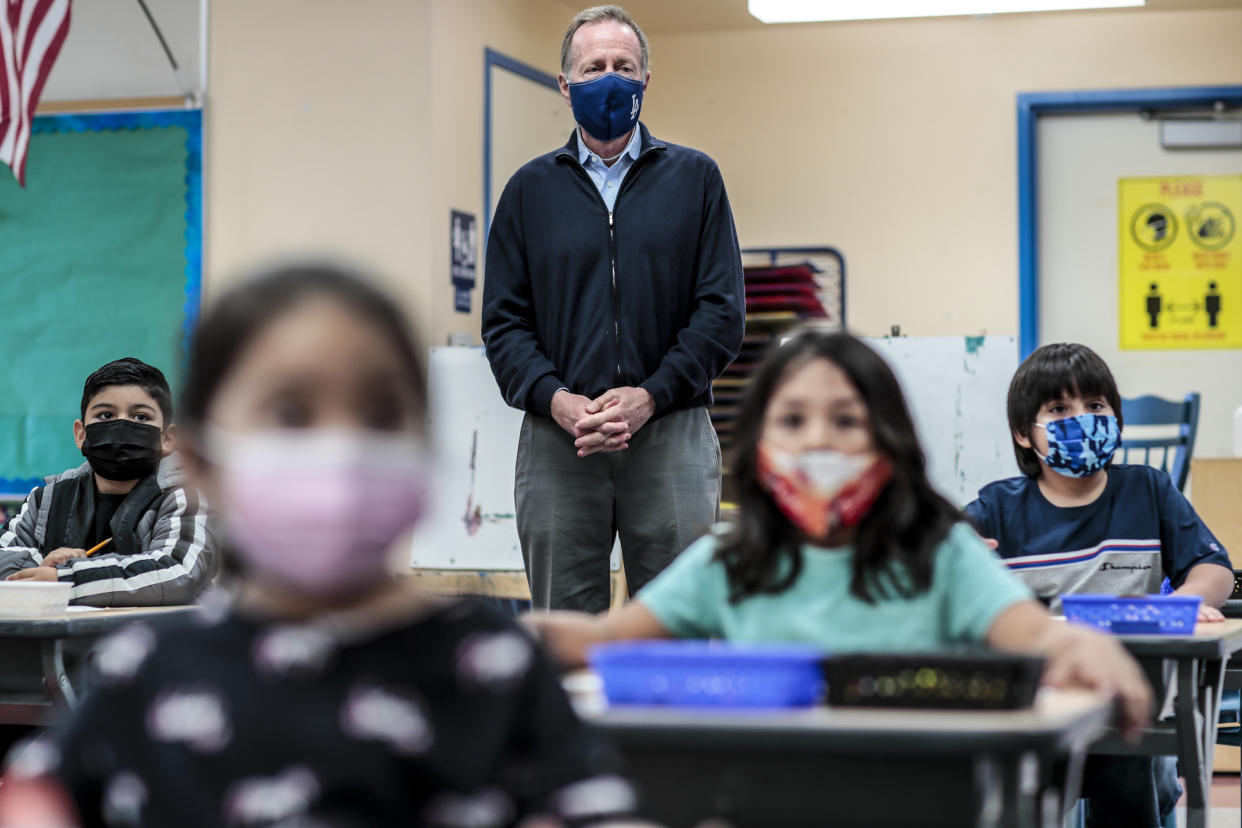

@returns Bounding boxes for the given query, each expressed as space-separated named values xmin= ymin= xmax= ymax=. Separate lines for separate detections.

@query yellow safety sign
xmin=1119 ymin=174 xmax=1241 ymax=350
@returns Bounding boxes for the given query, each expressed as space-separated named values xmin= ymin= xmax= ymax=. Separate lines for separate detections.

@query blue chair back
xmin=1220 ymin=689 xmax=1241 ymax=748
xmin=1118 ymin=393 xmax=1200 ymax=493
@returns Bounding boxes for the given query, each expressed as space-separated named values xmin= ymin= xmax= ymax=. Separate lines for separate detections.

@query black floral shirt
xmin=21 ymin=599 xmax=634 ymax=827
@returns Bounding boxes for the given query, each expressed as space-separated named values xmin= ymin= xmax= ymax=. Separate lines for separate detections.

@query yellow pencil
xmin=84 ymin=538 xmax=112 ymax=557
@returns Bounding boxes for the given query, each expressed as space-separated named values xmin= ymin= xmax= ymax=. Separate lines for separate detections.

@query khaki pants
xmin=515 ymin=406 xmax=721 ymax=612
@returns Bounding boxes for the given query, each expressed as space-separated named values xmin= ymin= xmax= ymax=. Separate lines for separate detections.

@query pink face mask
xmin=205 ymin=427 xmax=429 ymax=598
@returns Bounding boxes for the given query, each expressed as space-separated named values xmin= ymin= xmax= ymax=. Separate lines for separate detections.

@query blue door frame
xmin=1016 ymin=85 xmax=1242 ymax=357
xmin=483 ymin=48 xmax=560 ymax=234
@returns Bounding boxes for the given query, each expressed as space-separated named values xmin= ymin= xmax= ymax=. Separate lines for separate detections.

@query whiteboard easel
xmin=865 ymin=336 xmax=1019 ymax=506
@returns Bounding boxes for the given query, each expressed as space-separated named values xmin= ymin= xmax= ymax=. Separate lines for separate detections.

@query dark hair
xmin=1007 ymin=343 xmax=1122 ymax=478
xmin=716 ymin=328 xmax=961 ymax=604
xmin=81 ymin=358 xmax=173 ymax=424
xmin=180 ymin=262 xmax=426 ymax=430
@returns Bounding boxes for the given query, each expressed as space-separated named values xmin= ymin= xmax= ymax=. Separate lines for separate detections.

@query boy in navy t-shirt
xmin=965 ymin=342 xmax=1232 ymax=828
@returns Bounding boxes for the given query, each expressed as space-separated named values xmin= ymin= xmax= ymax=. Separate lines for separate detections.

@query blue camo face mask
xmin=568 ymin=72 xmax=644 ymax=142
xmin=1033 ymin=413 xmax=1120 ymax=478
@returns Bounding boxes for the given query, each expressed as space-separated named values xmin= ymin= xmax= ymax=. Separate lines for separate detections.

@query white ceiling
xmin=618 ymin=0 xmax=1242 ymax=33
xmin=42 ymin=0 xmax=201 ymax=102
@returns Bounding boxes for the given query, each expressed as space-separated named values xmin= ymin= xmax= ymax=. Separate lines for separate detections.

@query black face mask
xmin=81 ymin=420 xmax=164 ymax=481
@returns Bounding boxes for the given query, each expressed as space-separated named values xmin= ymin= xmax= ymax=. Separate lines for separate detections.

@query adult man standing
xmin=483 ymin=5 xmax=744 ymax=612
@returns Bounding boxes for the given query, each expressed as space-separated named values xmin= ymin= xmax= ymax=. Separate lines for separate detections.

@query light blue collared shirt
xmin=576 ymin=125 xmax=642 ymax=212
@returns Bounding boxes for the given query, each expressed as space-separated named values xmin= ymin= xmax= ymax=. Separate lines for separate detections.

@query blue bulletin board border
xmin=0 ymin=109 xmax=203 ymax=497
xmin=1016 ymin=86 xmax=1242 ymax=358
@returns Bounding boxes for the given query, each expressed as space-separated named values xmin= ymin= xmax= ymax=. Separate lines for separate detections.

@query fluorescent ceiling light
xmin=1161 ymin=119 xmax=1242 ymax=149
xmin=749 ymin=1 xmax=1144 ymax=23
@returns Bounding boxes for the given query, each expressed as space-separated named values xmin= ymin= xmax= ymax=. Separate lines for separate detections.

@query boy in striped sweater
xmin=0 ymin=358 xmax=217 ymax=606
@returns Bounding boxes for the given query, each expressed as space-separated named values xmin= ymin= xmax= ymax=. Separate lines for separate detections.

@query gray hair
xmin=560 ymin=5 xmax=649 ymax=77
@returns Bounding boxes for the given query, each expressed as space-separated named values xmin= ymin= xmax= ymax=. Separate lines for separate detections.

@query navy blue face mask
xmin=568 ymin=72 xmax=644 ymax=142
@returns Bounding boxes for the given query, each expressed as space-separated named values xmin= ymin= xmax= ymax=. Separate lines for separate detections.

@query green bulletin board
xmin=0 ymin=110 xmax=201 ymax=492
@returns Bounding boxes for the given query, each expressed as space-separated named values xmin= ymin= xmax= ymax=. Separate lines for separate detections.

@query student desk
xmin=1090 ymin=618 xmax=1242 ymax=828
xmin=584 ymin=689 xmax=1111 ymax=828
xmin=0 ymin=606 xmax=194 ymax=724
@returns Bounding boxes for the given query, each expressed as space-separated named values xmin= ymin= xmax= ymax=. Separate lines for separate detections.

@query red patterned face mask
xmin=756 ymin=444 xmax=893 ymax=541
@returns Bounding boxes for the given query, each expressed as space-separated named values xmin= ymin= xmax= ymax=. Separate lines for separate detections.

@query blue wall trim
xmin=483 ymin=48 xmax=560 ymax=235
xmin=1016 ymin=85 xmax=1242 ymax=357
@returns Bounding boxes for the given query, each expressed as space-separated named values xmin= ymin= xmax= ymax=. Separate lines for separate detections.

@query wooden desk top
xmin=1112 ymin=617 xmax=1242 ymax=659
xmin=586 ymin=687 xmax=1112 ymax=757
xmin=0 ymin=605 xmax=196 ymax=637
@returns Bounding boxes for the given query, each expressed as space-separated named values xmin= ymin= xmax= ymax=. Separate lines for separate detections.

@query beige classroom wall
xmin=207 ymin=5 xmax=1242 ymax=343
xmin=640 ymin=8 xmax=1242 ymax=338
xmin=427 ymin=0 xmax=577 ymax=344
xmin=205 ymin=0 xmax=435 ymax=336
xmin=206 ymin=0 xmax=576 ymax=347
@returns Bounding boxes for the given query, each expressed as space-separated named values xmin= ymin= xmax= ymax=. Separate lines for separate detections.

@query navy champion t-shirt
xmin=964 ymin=464 xmax=1230 ymax=609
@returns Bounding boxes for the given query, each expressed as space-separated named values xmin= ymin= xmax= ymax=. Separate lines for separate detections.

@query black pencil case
xmin=822 ymin=651 xmax=1045 ymax=710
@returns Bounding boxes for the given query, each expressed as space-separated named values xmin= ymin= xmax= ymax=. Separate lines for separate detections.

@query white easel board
xmin=863 ymin=336 xmax=1019 ymax=506
xmin=409 ymin=347 xmax=525 ymax=570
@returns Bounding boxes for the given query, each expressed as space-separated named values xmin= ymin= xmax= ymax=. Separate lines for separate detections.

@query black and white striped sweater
xmin=0 ymin=455 xmax=218 ymax=606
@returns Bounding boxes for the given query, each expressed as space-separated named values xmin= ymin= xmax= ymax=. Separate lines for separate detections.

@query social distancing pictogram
xmin=1119 ymin=175 xmax=1242 ymax=350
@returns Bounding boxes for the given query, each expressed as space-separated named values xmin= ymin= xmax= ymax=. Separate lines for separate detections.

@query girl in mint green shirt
xmin=530 ymin=330 xmax=1152 ymax=737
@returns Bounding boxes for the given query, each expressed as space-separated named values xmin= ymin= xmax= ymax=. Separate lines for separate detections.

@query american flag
xmin=0 ymin=0 xmax=72 ymax=186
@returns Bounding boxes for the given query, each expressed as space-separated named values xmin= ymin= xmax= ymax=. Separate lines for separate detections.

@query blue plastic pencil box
xmin=1061 ymin=593 xmax=1201 ymax=634
xmin=588 ymin=640 xmax=826 ymax=708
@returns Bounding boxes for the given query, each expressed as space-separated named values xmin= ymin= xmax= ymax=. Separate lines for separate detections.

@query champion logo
xmin=1099 ymin=562 xmax=1152 ymax=572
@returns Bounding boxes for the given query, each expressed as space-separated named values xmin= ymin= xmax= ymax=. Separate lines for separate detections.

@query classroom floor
xmin=1171 ymin=772 xmax=1239 ymax=827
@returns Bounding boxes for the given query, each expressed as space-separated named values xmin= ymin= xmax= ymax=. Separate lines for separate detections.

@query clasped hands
xmin=551 ymin=386 xmax=655 ymax=457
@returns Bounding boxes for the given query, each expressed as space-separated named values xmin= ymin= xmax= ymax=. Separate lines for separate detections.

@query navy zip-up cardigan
xmin=482 ymin=124 xmax=745 ymax=420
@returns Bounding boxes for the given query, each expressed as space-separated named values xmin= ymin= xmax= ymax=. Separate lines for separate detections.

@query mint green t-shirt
xmin=637 ymin=522 xmax=1033 ymax=652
